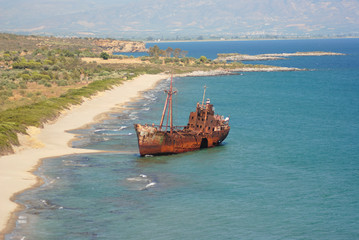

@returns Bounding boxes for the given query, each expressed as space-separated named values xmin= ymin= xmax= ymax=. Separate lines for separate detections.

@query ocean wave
xmin=94 ymin=126 xmax=128 ymax=135
xmin=17 ymin=215 xmax=27 ymax=224
xmin=63 ymin=160 xmax=89 ymax=167
xmin=125 ymin=174 xmax=157 ymax=191
xmin=142 ymin=92 xmax=157 ymax=101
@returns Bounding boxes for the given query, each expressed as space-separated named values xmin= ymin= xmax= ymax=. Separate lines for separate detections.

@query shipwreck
xmin=134 ymin=76 xmax=230 ymax=156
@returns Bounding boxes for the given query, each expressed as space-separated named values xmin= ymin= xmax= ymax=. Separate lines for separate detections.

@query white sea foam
xmin=126 ymin=174 xmax=158 ymax=191
xmin=126 ymin=175 xmax=150 ymax=183
xmin=144 ymin=182 xmax=156 ymax=189
xmin=93 ymin=126 xmax=128 ymax=136
xmin=17 ymin=219 xmax=27 ymax=224
xmin=63 ymin=160 xmax=88 ymax=167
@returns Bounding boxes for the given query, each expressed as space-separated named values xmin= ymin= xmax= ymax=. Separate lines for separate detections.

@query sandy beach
xmin=0 ymin=73 xmax=169 ymax=239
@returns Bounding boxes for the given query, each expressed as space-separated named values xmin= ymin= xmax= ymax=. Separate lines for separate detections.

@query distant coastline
xmin=216 ymin=51 xmax=346 ymax=62
xmin=144 ymin=36 xmax=359 ymax=44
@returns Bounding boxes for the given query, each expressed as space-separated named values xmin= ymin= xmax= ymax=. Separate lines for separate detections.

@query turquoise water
xmin=7 ymin=39 xmax=359 ymax=239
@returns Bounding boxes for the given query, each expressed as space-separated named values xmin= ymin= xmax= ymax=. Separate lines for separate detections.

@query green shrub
xmin=3 ymin=54 xmax=11 ymax=61
xmin=100 ymin=52 xmax=110 ymax=60
xmin=43 ymin=59 xmax=54 ymax=65
xmin=31 ymin=72 xmax=51 ymax=81
xmin=199 ymin=56 xmax=208 ymax=63
xmin=21 ymin=74 xmax=31 ymax=81
xmin=164 ymin=58 xmax=173 ymax=64
xmin=99 ymin=71 xmax=110 ymax=76
xmin=56 ymin=80 xmax=68 ymax=86
xmin=12 ymin=60 xmax=42 ymax=69
xmin=0 ymin=122 xmax=26 ymax=154
xmin=51 ymin=65 xmax=60 ymax=71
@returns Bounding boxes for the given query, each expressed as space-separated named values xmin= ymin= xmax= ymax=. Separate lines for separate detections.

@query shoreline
xmin=176 ymin=66 xmax=303 ymax=77
xmin=0 ymin=67 xmax=301 ymax=239
xmin=0 ymin=73 xmax=169 ymax=239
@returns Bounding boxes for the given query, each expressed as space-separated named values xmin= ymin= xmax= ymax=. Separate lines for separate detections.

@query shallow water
xmin=7 ymin=38 xmax=359 ymax=240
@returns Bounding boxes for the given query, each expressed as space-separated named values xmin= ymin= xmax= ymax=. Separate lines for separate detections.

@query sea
xmin=6 ymin=38 xmax=359 ymax=240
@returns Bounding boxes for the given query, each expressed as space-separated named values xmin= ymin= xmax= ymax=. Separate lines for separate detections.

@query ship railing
xmin=152 ymin=125 xmax=188 ymax=131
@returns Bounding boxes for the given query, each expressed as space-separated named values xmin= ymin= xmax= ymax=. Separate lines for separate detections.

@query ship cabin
xmin=186 ymin=98 xmax=227 ymax=133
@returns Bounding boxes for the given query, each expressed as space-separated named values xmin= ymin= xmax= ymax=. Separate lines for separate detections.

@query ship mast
xmin=201 ymin=85 xmax=207 ymax=108
xmin=159 ymin=75 xmax=177 ymax=133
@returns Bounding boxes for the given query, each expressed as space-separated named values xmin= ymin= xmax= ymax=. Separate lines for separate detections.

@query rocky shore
xmin=216 ymin=51 xmax=345 ymax=62
xmin=216 ymin=54 xmax=285 ymax=61
xmin=177 ymin=66 xmax=303 ymax=77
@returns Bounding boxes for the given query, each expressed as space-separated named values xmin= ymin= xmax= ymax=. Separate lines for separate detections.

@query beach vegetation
xmin=199 ymin=56 xmax=208 ymax=63
xmin=100 ymin=52 xmax=110 ymax=60
xmin=0 ymin=77 xmax=125 ymax=155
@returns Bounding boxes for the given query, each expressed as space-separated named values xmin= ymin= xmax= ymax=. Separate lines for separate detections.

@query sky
xmin=1 ymin=0 xmax=358 ymax=39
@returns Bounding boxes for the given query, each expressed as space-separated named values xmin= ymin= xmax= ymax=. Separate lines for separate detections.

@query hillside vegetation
xmin=0 ymin=33 xmax=146 ymax=53
xmin=0 ymin=33 xmax=271 ymax=155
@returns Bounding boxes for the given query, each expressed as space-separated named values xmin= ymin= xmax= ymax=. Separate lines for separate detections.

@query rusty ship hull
xmin=134 ymin=124 xmax=230 ymax=156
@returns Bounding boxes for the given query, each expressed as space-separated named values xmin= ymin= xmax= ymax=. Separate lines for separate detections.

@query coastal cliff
xmin=93 ymin=39 xmax=147 ymax=53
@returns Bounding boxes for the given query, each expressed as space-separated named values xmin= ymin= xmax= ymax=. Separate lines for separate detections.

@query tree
xmin=165 ymin=47 xmax=173 ymax=57
xmin=100 ymin=52 xmax=110 ymax=60
xmin=180 ymin=50 xmax=188 ymax=58
xmin=148 ymin=45 xmax=160 ymax=57
xmin=199 ymin=56 xmax=208 ymax=63
xmin=159 ymin=49 xmax=166 ymax=57
xmin=173 ymin=48 xmax=181 ymax=58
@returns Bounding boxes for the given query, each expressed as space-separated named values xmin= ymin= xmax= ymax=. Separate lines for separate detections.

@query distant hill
xmin=1 ymin=0 xmax=358 ymax=39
